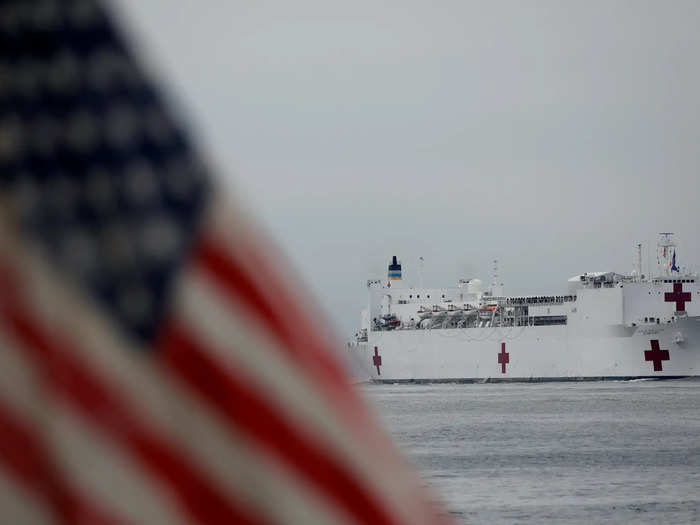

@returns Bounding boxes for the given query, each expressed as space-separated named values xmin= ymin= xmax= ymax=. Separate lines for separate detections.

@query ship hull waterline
xmin=346 ymin=318 xmax=700 ymax=383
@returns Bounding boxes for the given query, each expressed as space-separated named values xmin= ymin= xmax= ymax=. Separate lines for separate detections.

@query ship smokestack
xmin=388 ymin=256 xmax=402 ymax=283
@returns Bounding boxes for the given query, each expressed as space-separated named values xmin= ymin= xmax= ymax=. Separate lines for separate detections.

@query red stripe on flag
xmin=0 ymin=292 xmax=270 ymax=525
xmin=193 ymin=237 xmax=347 ymax=382
xmin=159 ymin=322 xmax=401 ymax=525
xmin=0 ymin=399 xmax=126 ymax=525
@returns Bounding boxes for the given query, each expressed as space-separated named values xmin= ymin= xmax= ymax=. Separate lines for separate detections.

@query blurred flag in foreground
xmin=0 ymin=1 xmax=451 ymax=524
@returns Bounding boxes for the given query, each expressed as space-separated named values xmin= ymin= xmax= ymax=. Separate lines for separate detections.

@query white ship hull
xmin=350 ymin=241 xmax=700 ymax=383
xmin=347 ymin=318 xmax=700 ymax=382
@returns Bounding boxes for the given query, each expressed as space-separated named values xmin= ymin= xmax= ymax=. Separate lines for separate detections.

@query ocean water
xmin=363 ymin=380 xmax=700 ymax=524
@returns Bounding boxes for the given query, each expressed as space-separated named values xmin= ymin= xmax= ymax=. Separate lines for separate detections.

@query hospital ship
xmin=346 ymin=233 xmax=700 ymax=382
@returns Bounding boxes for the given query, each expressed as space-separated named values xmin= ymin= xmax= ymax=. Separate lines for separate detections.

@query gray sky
xmin=112 ymin=0 xmax=700 ymax=337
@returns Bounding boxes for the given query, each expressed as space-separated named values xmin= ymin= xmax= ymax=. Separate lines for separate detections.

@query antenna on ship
xmin=636 ymin=243 xmax=643 ymax=281
xmin=418 ymin=256 xmax=424 ymax=289
xmin=491 ymin=259 xmax=503 ymax=296
xmin=492 ymin=259 xmax=497 ymax=288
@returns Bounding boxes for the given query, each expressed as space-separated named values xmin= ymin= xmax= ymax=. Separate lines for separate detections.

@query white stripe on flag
xmin=0 ymin=466 xmax=54 ymax=525
xmin=0 ymin=330 xmax=46 ymax=421
xmin=45 ymin=400 xmax=188 ymax=525
xmin=0 ymin=333 xmax=55 ymax=525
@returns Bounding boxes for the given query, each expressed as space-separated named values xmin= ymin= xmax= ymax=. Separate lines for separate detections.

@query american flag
xmin=0 ymin=1 xmax=451 ymax=523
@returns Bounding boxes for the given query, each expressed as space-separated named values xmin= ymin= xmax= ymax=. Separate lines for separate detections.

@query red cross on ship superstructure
xmin=644 ymin=339 xmax=670 ymax=372
xmin=498 ymin=342 xmax=509 ymax=374
xmin=373 ymin=346 xmax=382 ymax=376
xmin=665 ymin=282 xmax=691 ymax=312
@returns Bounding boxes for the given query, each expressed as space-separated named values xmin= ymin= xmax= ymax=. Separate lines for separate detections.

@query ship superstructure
xmin=347 ymin=234 xmax=700 ymax=382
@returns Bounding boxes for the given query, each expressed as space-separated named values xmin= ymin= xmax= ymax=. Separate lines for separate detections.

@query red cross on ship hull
xmin=644 ymin=339 xmax=670 ymax=372
xmin=373 ymin=346 xmax=382 ymax=376
xmin=665 ymin=282 xmax=691 ymax=312
xmin=498 ymin=342 xmax=509 ymax=374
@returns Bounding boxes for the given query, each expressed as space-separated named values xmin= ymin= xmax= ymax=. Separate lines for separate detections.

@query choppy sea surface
xmin=363 ymin=380 xmax=700 ymax=524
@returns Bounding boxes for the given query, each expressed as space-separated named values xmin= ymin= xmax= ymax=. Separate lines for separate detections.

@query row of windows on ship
xmin=636 ymin=316 xmax=677 ymax=325
xmin=397 ymin=295 xmax=576 ymax=305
